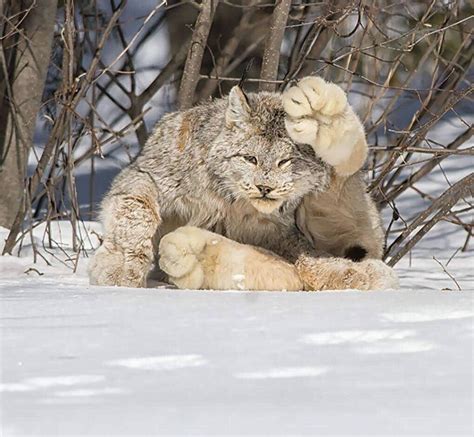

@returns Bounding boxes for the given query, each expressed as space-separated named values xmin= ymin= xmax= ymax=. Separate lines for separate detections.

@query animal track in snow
xmin=354 ymin=340 xmax=435 ymax=354
xmin=381 ymin=309 xmax=474 ymax=323
xmin=301 ymin=329 xmax=416 ymax=345
xmin=0 ymin=375 xmax=105 ymax=392
xmin=235 ymin=366 xmax=329 ymax=379
xmin=106 ymin=354 xmax=207 ymax=370
xmin=301 ymin=329 xmax=436 ymax=354
xmin=54 ymin=387 xmax=124 ymax=397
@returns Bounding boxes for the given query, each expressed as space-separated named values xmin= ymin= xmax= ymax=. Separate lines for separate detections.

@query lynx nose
xmin=256 ymin=185 xmax=273 ymax=196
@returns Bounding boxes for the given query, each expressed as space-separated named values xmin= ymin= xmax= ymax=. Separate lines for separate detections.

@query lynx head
xmin=209 ymin=86 xmax=329 ymax=214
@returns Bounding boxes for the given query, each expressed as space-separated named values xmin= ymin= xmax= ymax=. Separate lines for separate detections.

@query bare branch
xmin=385 ymin=173 xmax=474 ymax=267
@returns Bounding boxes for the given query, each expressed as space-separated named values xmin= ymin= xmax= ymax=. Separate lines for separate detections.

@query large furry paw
xmin=282 ymin=76 xmax=367 ymax=175
xmin=296 ymin=255 xmax=399 ymax=291
xmin=283 ymin=76 xmax=347 ymax=119
xmin=88 ymin=242 xmax=149 ymax=288
xmin=283 ymin=77 xmax=347 ymax=148
xmin=158 ymin=227 xmax=208 ymax=289
xmin=89 ymin=243 xmax=126 ymax=286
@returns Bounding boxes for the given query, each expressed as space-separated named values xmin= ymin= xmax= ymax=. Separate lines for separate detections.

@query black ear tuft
xmin=238 ymin=57 xmax=255 ymax=90
xmin=344 ymin=245 xmax=368 ymax=262
xmin=235 ymin=58 xmax=254 ymax=107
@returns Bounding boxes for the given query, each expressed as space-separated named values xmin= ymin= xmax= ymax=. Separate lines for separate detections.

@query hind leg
xmin=159 ymin=226 xmax=398 ymax=291
xmin=159 ymin=226 xmax=303 ymax=291
xmin=297 ymin=173 xmax=385 ymax=262
xmin=88 ymin=170 xmax=161 ymax=288
xmin=296 ymin=255 xmax=399 ymax=291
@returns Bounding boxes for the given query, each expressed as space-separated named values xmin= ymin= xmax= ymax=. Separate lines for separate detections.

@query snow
xmin=106 ymin=355 xmax=208 ymax=371
xmin=1 ymin=105 xmax=473 ymax=436
xmin=1 ymin=281 xmax=473 ymax=435
xmin=0 ymin=224 xmax=473 ymax=435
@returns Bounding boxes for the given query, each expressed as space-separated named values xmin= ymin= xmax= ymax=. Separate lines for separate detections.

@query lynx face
xmin=209 ymin=87 xmax=329 ymax=214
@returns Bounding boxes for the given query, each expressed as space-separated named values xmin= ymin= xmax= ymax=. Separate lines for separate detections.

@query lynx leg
xmin=282 ymin=76 xmax=368 ymax=176
xmin=89 ymin=171 xmax=160 ymax=288
xmin=295 ymin=255 xmax=399 ymax=291
xmin=297 ymin=172 xmax=385 ymax=261
xmin=88 ymin=241 xmax=125 ymax=286
xmin=159 ymin=226 xmax=303 ymax=291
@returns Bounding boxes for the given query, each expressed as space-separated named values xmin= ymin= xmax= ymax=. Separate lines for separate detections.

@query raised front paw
xmin=282 ymin=77 xmax=367 ymax=175
xmin=295 ymin=256 xmax=399 ymax=291
xmin=158 ymin=226 xmax=208 ymax=289
xmin=282 ymin=77 xmax=349 ymax=147
xmin=283 ymin=76 xmax=347 ymax=119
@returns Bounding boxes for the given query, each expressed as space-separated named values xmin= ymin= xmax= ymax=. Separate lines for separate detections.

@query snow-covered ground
xmin=2 ymin=112 xmax=473 ymax=434
xmin=2 ymin=104 xmax=474 ymax=437
xmin=1 ymin=282 xmax=473 ymax=436
xmin=0 ymin=222 xmax=473 ymax=436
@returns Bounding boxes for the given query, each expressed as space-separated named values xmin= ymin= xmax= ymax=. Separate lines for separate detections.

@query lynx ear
xmin=226 ymin=86 xmax=251 ymax=128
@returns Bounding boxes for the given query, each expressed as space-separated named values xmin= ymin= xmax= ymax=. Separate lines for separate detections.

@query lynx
xmin=88 ymin=76 xmax=398 ymax=291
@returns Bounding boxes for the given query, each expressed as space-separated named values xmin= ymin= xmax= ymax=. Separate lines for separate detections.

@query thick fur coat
xmin=89 ymin=77 xmax=398 ymax=291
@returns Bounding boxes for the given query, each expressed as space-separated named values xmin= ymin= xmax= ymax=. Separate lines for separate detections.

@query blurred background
xmin=0 ymin=0 xmax=472 ymax=267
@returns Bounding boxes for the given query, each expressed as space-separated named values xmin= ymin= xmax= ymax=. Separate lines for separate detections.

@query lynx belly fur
xmin=89 ymin=76 xmax=399 ymax=291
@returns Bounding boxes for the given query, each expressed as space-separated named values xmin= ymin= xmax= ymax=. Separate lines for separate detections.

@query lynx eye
xmin=242 ymin=155 xmax=258 ymax=165
xmin=278 ymin=158 xmax=292 ymax=167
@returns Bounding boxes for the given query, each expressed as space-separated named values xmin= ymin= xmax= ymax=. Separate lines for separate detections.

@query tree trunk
xmin=0 ymin=0 xmax=58 ymax=229
xmin=177 ymin=0 xmax=218 ymax=109
xmin=259 ymin=0 xmax=290 ymax=92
